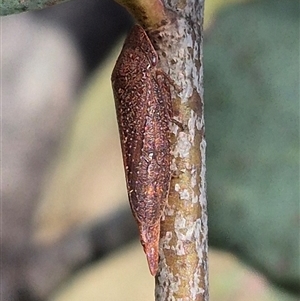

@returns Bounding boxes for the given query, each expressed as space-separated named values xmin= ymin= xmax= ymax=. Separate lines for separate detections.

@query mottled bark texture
xmin=113 ymin=0 xmax=208 ymax=300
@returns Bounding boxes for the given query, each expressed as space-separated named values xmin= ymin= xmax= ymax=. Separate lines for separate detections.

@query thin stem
xmin=152 ymin=1 xmax=208 ymax=300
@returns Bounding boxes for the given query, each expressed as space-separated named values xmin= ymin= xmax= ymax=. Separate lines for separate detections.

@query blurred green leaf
xmin=205 ymin=0 xmax=299 ymax=294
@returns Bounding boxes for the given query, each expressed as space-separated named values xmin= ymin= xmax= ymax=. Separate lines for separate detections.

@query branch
xmin=113 ymin=0 xmax=208 ymax=300
xmin=153 ymin=2 xmax=208 ymax=300
xmin=0 ymin=0 xmax=72 ymax=16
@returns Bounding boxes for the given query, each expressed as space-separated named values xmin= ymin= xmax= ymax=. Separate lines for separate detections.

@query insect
xmin=111 ymin=24 xmax=172 ymax=276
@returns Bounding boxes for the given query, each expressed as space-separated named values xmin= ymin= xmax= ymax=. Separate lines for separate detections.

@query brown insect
xmin=111 ymin=24 xmax=172 ymax=276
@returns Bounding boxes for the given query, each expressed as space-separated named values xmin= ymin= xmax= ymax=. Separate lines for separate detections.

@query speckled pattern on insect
xmin=111 ymin=24 xmax=172 ymax=276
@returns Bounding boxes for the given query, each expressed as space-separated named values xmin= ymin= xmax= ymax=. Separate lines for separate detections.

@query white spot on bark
xmin=199 ymin=138 xmax=207 ymax=208
xmin=175 ymin=240 xmax=185 ymax=255
xmin=188 ymin=110 xmax=197 ymax=145
xmin=174 ymin=215 xmax=196 ymax=242
xmin=171 ymin=122 xmax=179 ymax=135
xmin=191 ymin=191 xmax=198 ymax=204
xmin=175 ymin=184 xmax=192 ymax=202
xmin=173 ymin=132 xmax=191 ymax=158
xmin=162 ymin=231 xmax=172 ymax=249
xmin=179 ymin=188 xmax=189 ymax=200
xmin=191 ymin=167 xmax=197 ymax=188
xmin=170 ymin=158 xmax=177 ymax=172
xmin=164 ymin=206 xmax=174 ymax=216
xmin=196 ymin=117 xmax=202 ymax=130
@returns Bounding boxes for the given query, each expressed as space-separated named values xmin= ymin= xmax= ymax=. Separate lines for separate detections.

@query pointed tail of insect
xmin=139 ymin=222 xmax=160 ymax=276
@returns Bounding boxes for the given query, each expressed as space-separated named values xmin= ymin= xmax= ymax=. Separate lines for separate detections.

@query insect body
xmin=111 ymin=24 xmax=172 ymax=276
